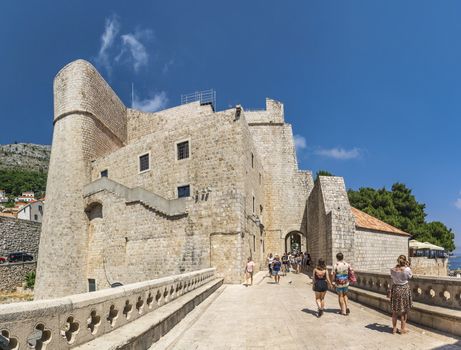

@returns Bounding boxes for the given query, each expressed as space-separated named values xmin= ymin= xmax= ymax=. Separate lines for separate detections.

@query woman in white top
xmin=389 ymin=254 xmax=413 ymax=334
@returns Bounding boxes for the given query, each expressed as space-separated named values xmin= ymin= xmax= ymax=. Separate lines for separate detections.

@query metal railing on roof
xmin=181 ymin=89 xmax=216 ymax=110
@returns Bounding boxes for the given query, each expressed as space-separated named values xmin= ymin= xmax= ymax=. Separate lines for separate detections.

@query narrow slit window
xmin=177 ymin=141 xmax=189 ymax=160
xmin=139 ymin=153 xmax=150 ymax=172
xmin=251 ymin=153 xmax=254 ymax=168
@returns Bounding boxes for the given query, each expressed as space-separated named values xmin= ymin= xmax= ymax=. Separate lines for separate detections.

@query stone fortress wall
xmin=0 ymin=217 xmax=41 ymax=291
xmin=246 ymin=100 xmax=314 ymax=256
xmin=307 ymin=176 xmax=408 ymax=270
xmin=0 ymin=217 xmax=41 ymax=259
xmin=35 ymin=59 xmax=409 ymax=299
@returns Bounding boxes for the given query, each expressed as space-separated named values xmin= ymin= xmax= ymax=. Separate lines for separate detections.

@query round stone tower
xmin=34 ymin=60 xmax=127 ymax=299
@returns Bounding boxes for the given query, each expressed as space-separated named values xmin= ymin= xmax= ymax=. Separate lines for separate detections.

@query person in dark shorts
xmin=272 ymin=255 xmax=282 ymax=284
xmin=313 ymin=258 xmax=332 ymax=317
xmin=281 ymin=252 xmax=289 ymax=275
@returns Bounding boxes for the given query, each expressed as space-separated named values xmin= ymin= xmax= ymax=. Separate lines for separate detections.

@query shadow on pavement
xmin=301 ymin=308 xmax=318 ymax=317
xmin=365 ymin=323 xmax=394 ymax=334
xmin=430 ymin=342 xmax=461 ymax=350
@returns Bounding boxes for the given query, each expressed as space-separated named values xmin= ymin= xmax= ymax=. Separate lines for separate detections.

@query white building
xmin=15 ymin=191 xmax=35 ymax=203
xmin=0 ymin=190 xmax=8 ymax=203
xmin=17 ymin=200 xmax=44 ymax=223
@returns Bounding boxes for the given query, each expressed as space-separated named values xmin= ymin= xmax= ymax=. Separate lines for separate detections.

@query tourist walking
xmin=296 ymin=254 xmax=302 ymax=274
xmin=282 ymin=252 xmax=289 ymax=276
xmin=332 ymin=252 xmax=351 ymax=315
xmin=272 ymin=255 xmax=282 ymax=283
xmin=389 ymin=255 xmax=413 ymax=334
xmin=267 ymin=253 xmax=274 ymax=278
xmin=312 ymin=258 xmax=332 ymax=317
xmin=244 ymin=257 xmax=255 ymax=286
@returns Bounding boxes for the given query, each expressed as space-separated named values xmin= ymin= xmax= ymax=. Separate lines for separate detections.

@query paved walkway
xmin=153 ymin=272 xmax=461 ymax=350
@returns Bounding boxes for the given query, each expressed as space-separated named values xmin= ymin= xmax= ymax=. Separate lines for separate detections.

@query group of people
xmin=312 ymin=252 xmax=413 ymax=335
xmin=268 ymin=252 xmax=312 ymax=277
xmin=244 ymin=251 xmax=413 ymax=334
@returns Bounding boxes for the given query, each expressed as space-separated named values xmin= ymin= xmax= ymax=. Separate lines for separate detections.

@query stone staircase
xmin=83 ymin=177 xmax=187 ymax=217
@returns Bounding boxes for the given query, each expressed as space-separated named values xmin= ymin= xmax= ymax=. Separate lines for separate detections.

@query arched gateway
xmin=285 ymin=231 xmax=304 ymax=253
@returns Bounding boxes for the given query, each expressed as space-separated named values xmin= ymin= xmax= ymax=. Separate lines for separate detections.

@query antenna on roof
xmin=131 ymin=83 xmax=134 ymax=108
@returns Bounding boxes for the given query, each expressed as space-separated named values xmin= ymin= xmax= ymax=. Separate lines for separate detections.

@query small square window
xmin=34 ymin=214 xmax=38 ymax=220
xmin=178 ymin=185 xmax=190 ymax=198
xmin=177 ymin=141 xmax=189 ymax=160
xmin=139 ymin=153 xmax=150 ymax=172
xmin=100 ymin=169 xmax=108 ymax=177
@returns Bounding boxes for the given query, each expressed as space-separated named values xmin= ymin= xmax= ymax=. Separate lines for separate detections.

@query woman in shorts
xmin=313 ymin=258 xmax=332 ymax=317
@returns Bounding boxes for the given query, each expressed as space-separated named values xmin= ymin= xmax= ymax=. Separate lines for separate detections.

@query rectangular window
xmin=177 ymin=141 xmax=189 ymax=160
xmin=178 ymin=185 xmax=191 ymax=198
xmin=100 ymin=169 xmax=108 ymax=177
xmin=88 ymin=279 xmax=96 ymax=292
xmin=251 ymin=153 xmax=254 ymax=168
xmin=252 ymin=196 xmax=255 ymax=213
xmin=253 ymin=235 xmax=256 ymax=251
xmin=139 ymin=153 xmax=150 ymax=172
xmin=34 ymin=214 xmax=38 ymax=220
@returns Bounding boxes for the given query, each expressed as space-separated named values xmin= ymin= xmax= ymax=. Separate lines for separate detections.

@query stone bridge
xmin=0 ymin=269 xmax=460 ymax=349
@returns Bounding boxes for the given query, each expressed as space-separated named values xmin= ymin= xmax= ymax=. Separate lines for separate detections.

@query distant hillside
xmin=0 ymin=143 xmax=50 ymax=172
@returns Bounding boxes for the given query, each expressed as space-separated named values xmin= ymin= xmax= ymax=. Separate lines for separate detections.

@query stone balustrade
xmin=353 ymin=270 xmax=461 ymax=310
xmin=0 ymin=268 xmax=216 ymax=350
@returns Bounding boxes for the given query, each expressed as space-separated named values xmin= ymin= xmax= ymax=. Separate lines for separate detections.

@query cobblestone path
xmin=152 ymin=272 xmax=461 ymax=350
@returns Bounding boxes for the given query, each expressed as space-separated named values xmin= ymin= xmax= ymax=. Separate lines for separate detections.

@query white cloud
xmin=95 ymin=15 xmax=120 ymax=74
xmin=294 ymin=135 xmax=307 ymax=151
xmin=132 ymin=91 xmax=168 ymax=112
xmin=116 ymin=29 xmax=152 ymax=72
xmin=455 ymin=192 xmax=461 ymax=209
xmin=315 ymin=147 xmax=361 ymax=160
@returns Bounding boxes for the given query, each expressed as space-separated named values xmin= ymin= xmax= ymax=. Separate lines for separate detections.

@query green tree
xmin=348 ymin=183 xmax=456 ymax=251
xmin=0 ymin=168 xmax=47 ymax=197
xmin=315 ymin=170 xmax=334 ymax=181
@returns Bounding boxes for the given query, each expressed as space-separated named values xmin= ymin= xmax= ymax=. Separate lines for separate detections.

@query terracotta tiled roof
xmin=351 ymin=207 xmax=410 ymax=236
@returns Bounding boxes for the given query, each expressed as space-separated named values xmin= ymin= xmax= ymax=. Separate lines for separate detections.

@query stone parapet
xmin=0 ymin=268 xmax=216 ymax=349
xmin=353 ymin=270 xmax=461 ymax=310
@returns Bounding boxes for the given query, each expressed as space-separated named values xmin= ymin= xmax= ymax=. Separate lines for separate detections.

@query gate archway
xmin=285 ymin=231 xmax=303 ymax=254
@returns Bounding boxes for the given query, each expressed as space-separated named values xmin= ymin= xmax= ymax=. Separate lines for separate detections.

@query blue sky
xmin=1 ymin=1 xmax=460 ymax=250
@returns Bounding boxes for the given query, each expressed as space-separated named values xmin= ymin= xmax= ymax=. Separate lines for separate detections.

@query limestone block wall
xmin=90 ymin=106 xmax=266 ymax=284
xmin=246 ymin=102 xmax=313 ymax=256
xmin=84 ymin=190 xmax=196 ymax=289
xmin=318 ymin=176 xmax=355 ymax=264
xmin=307 ymin=177 xmax=356 ymax=266
xmin=353 ymin=228 xmax=409 ymax=272
xmin=307 ymin=180 xmax=330 ymax=265
xmin=410 ymin=257 xmax=448 ymax=276
xmin=35 ymin=60 xmax=127 ymax=299
xmin=0 ymin=262 xmax=36 ymax=291
xmin=0 ymin=217 xmax=41 ymax=258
